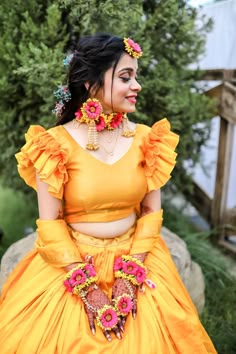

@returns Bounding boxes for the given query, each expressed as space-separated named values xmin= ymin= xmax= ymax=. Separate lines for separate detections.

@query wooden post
xmin=211 ymin=118 xmax=234 ymax=227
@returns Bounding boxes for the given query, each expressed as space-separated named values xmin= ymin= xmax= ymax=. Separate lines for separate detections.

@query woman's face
xmin=95 ymin=53 xmax=142 ymax=114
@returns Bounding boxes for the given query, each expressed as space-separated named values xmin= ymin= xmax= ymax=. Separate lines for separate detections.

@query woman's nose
xmin=131 ymin=79 xmax=142 ymax=92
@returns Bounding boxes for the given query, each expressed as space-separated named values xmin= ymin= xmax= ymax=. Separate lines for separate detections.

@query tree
xmin=0 ymin=0 xmax=213 ymax=195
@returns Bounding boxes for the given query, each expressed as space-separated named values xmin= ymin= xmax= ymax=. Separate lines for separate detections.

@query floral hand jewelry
xmin=74 ymin=98 xmax=135 ymax=151
xmin=114 ymin=255 xmax=156 ymax=292
xmin=64 ymin=262 xmax=98 ymax=294
xmin=114 ymin=255 xmax=148 ymax=286
xmin=64 ymin=263 xmax=120 ymax=332
xmin=112 ymin=293 xmax=133 ymax=317
xmin=123 ymin=38 xmax=142 ymax=59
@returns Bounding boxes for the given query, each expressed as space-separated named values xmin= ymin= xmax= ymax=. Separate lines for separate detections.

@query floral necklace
xmin=74 ymin=98 xmax=135 ymax=151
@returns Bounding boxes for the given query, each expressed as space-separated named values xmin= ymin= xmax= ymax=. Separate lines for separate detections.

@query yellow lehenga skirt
xmin=0 ymin=226 xmax=217 ymax=354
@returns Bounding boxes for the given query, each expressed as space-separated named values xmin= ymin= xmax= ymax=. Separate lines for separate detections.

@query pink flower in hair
xmin=114 ymin=257 xmax=123 ymax=271
xmin=70 ymin=269 xmax=87 ymax=286
xmin=136 ymin=267 xmax=146 ymax=284
xmin=122 ymin=261 xmax=138 ymax=275
xmin=127 ymin=38 xmax=142 ymax=54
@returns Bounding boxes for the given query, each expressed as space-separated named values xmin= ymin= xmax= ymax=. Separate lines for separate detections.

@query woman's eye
xmin=120 ymin=77 xmax=130 ymax=82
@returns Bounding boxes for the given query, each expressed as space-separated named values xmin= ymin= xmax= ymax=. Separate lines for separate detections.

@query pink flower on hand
xmin=122 ymin=261 xmax=138 ymax=275
xmin=84 ymin=264 xmax=96 ymax=277
xmin=84 ymin=99 xmax=102 ymax=119
xmin=110 ymin=113 xmax=123 ymax=129
xmin=96 ymin=116 xmax=106 ymax=131
xmin=100 ymin=308 xmax=118 ymax=329
xmin=64 ymin=279 xmax=73 ymax=292
xmin=136 ymin=267 xmax=146 ymax=284
xmin=70 ymin=269 xmax=87 ymax=286
xmin=114 ymin=257 xmax=123 ymax=271
xmin=117 ymin=295 xmax=133 ymax=315
xmin=127 ymin=38 xmax=142 ymax=54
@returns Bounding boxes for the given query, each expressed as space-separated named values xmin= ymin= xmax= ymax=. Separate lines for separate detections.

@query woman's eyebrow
xmin=117 ymin=67 xmax=137 ymax=73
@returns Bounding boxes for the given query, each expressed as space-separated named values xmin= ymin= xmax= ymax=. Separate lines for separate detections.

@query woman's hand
xmin=85 ymin=286 xmax=122 ymax=341
xmin=112 ymin=278 xmax=138 ymax=330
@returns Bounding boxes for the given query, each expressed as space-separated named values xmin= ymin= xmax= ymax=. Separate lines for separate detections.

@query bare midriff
xmin=69 ymin=212 xmax=137 ymax=238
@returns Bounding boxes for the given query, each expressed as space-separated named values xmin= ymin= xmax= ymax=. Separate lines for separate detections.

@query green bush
xmin=0 ymin=183 xmax=38 ymax=259
xmin=164 ymin=205 xmax=236 ymax=354
xmin=0 ymin=0 xmax=214 ymax=196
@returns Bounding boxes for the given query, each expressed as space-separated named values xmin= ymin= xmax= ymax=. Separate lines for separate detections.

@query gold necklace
xmin=99 ymin=128 xmax=120 ymax=156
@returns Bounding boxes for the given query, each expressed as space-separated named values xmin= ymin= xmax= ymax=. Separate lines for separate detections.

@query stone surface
xmin=0 ymin=228 xmax=205 ymax=313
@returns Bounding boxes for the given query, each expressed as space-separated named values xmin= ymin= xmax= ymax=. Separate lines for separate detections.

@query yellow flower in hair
xmin=123 ymin=38 xmax=143 ymax=58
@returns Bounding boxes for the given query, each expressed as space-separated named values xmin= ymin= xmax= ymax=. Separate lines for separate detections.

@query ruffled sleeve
xmin=15 ymin=125 xmax=69 ymax=199
xmin=143 ymin=118 xmax=179 ymax=192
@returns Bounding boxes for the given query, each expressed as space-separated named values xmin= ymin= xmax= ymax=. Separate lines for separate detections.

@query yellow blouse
xmin=15 ymin=118 xmax=179 ymax=223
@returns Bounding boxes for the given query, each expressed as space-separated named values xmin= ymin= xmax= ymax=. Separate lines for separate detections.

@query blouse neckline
xmin=60 ymin=124 xmax=140 ymax=167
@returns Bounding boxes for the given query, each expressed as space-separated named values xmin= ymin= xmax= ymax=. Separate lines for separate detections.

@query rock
xmin=161 ymin=227 xmax=205 ymax=314
xmin=0 ymin=228 xmax=205 ymax=313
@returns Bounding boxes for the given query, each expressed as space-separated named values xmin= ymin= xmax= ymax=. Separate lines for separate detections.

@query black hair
xmin=56 ymin=34 xmax=125 ymax=125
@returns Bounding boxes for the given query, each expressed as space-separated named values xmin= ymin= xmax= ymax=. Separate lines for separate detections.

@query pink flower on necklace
xmin=75 ymin=109 xmax=82 ymax=120
xmin=116 ymin=295 xmax=133 ymax=315
xmin=96 ymin=116 xmax=106 ymax=131
xmin=122 ymin=261 xmax=138 ymax=275
xmin=110 ymin=113 xmax=123 ymax=129
xmin=100 ymin=307 xmax=118 ymax=329
xmin=70 ymin=269 xmax=87 ymax=286
xmin=83 ymin=98 xmax=102 ymax=119
xmin=136 ymin=267 xmax=146 ymax=284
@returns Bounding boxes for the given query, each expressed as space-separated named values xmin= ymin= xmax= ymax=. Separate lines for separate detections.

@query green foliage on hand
xmin=0 ymin=0 xmax=214 ymax=195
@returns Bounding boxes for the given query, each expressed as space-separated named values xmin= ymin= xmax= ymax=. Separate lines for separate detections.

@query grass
xmin=0 ymin=184 xmax=236 ymax=353
xmin=0 ymin=183 xmax=38 ymax=259
xmin=164 ymin=206 xmax=236 ymax=354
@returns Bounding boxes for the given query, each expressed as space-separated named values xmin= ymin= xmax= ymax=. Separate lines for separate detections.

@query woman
xmin=0 ymin=34 xmax=217 ymax=353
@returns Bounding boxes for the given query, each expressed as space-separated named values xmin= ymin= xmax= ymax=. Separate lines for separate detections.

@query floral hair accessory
xmin=64 ymin=263 xmax=98 ymax=294
xmin=52 ymin=84 xmax=72 ymax=117
xmin=114 ymin=255 xmax=148 ymax=286
xmin=96 ymin=304 xmax=119 ymax=331
xmin=113 ymin=293 xmax=133 ymax=316
xmin=123 ymin=38 xmax=142 ymax=59
xmin=53 ymin=85 xmax=71 ymax=102
xmin=63 ymin=53 xmax=73 ymax=67
xmin=63 ymin=50 xmax=78 ymax=67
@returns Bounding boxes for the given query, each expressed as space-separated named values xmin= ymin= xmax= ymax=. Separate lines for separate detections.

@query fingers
xmin=118 ymin=318 xmax=126 ymax=333
xmin=113 ymin=326 xmax=122 ymax=340
xmin=132 ymin=299 xmax=137 ymax=319
xmin=103 ymin=330 xmax=112 ymax=342
xmin=86 ymin=309 xmax=96 ymax=335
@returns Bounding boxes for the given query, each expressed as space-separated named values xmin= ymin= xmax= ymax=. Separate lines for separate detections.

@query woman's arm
xmin=35 ymin=172 xmax=81 ymax=270
xmin=140 ymin=189 xmax=161 ymax=217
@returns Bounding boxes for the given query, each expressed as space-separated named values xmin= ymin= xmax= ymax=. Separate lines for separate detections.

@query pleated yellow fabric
xmin=130 ymin=209 xmax=163 ymax=254
xmin=0 ymin=228 xmax=217 ymax=354
xmin=36 ymin=219 xmax=83 ymax=266
xmin=0 ymin=119 xmax=217 ymax=353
